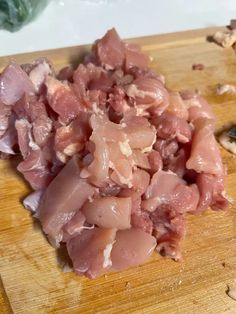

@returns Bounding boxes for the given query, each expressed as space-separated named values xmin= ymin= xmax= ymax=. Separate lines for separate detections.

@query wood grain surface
xmin=0 ymin=26 xmax=236 ymax=314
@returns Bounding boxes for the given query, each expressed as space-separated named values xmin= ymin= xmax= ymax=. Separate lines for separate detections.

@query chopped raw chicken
xmin=0 ymin=28 xmax=229 ymax=279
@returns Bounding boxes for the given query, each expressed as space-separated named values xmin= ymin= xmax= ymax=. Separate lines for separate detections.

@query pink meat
xmin=111 ymin=228 xmax=156 ymax=271
xmin=127 ymin=67 xmax=165 ymax=84
xmin=46 ymin=77 xmax=81 ymax=123
xmin=151 ymin=205 xmax=186 ymax=261
xmin=125 ymin=43 xmax=150 ymax=70
xmin=152 ymin=112 xmax=192 ymax=143
xmin=186 ymin=118 xmax=224 ymax=175
xmin=132 ymin=168 xmax=150 ymax=194
xmin=38 ymin=156 xmax=95 ymax=244
xmin=196 ymin=172 xmax=229 ymax=213
xmin=0 ymin=61 xmax=35 ymax=105
xmin=108 ymin=142 xmax=133 ymax=188
xmin=166 ymin=148 xmax=188 ymax=178
xmin=145 ymin=170 xmax=199 ymax=213
xmin=122 ymin=115 xmax=156 ymax=150
xmin=119 ymin=189 xmax=142 ymax=214
xmin=131 ymin=211 xmax=153 ymax=234
xmin=28 ymin=58 xmax=53 ymax=93
xmin=17 ymin=150 xmax=52 ymax=190
xmin=167 ymin=91 xmax=189 ymax=120
xmin=87 ymin=131 xmax=109 ymax=187
xmin=57 ymin=66 xmax=74 ymax=82
xmin=73 ymin=63 xmax=106 ymax=94
xmin=108 ymin=86 xmax=129 ymax=114
xmin=82 ymin=196 xmax=131 ymax=229
xmin=130 ymin=149 xmax=151 ymax=170
xmin=154 ymin=138 xmax=179 ymax=161
xmin=148 ymin=150 xmax=163 ymax=172
xmin=92 ymin=28 xmax=125 ymax=70
xmin=0 ymin=28 xmax=229 ymax=279
xmin=54 ymin=113 xmax=91 ymax=160
xmin=180 ymin=92 xmax=215 ymax=122
xmin=67 ymin=227 xmax=116 ymax=278
xmin=126 ymin=77 xmax=169 ymax=115
xmin=14 ymin=96 xmax=53 ymax=148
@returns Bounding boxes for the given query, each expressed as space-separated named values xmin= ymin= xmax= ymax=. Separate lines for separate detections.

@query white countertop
xmin=0 ymin=0 xmax=235 ymax=57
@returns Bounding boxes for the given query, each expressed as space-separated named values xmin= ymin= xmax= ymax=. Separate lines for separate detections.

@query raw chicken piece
xmin=67 ymin=227 xmax=116 ymax=278
xmin=145 ymin=170 xmax=199 ymax=214
xmin=167 ymin=91 xmax=189 ymax=120
xmin=46 ymin=77 xmax=81 ymax=123
xmin=28 ymin=58 xmax=53 ymax=92
xmin=152 ymin=111 xmax=192 ymax=143
xmin=92 ymin=28 xmax=125 ymax=70
xmin=196 ymin=171 xmax=229 ymax=213
xmin=0 ymin=61 xmax=35 ymax=105
xmin=119 ymin=189 xmax=142 ymax=214
xmin=131 ymin=149 xmax=151 ymax=170
xmin=126 ymin=77 xmax=169 ymax=116
xmin=125 ymin=43 xmax=150 ymax=70
xmin=54 ymin=113 xmax=91 ymax=160
xmin=38 ymin=155 xmax=94 ymax=245
xmin=180 ymin=92 xmax=215 ymax=122
xmin=186 ymin=118 xmax=224 ymax=176
xmin=148 ymin=150 xmax=163 ymax=172
xmin=111 ymin=228 xmax=156 ymax=271
xmin=151 ymin=205 xmax=186 ymax=261
xmin=131 ymin=211 xmax=153 ymax=234
xmin=17 ymin=150 xmax=52 ymax=190
xmin=87 ymin=131 xmax=109 ymax=186
xmin=82 ymin=196 xmax=131 ymax=229
xmin=131 ymin=168 xmax=150 ymax=194
xmin=122 ymin=115 xmax=156 ymax=150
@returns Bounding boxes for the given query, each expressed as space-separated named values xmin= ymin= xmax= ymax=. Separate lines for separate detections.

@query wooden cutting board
xmin=0 ymin=26 xmax=236 ymax=314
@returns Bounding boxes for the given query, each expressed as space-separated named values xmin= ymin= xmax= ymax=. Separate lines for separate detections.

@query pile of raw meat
xmin=0 ymin=29 xmax=229 ymax=279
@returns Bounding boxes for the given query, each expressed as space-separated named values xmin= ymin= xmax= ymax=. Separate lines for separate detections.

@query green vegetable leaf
xmin=0 ymin=0 xmax=48 ymax=31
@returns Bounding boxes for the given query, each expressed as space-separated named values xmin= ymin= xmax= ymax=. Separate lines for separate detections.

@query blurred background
xmin=0 ymin=0 xmax=235 ymax=57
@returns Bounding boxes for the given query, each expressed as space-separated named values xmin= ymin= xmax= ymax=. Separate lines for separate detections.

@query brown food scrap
xmin=212 ymin=30 xmax=236 ymax=47
xmin=192 ymin=64 xmax=205 ymax=71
